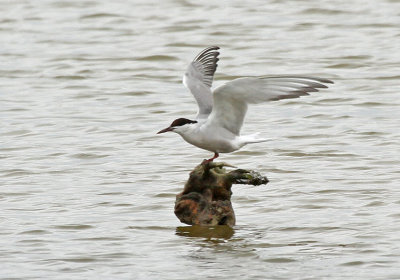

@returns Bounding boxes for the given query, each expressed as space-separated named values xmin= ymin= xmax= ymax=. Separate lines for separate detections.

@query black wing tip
xmin=311 ymin=77 xmax=334 ymax=85
xmin=191 ymin=46 xmax=221 ymax=87
xmin=206 ymin=46 xmax=220 ymax=50
xmin=193 ymin=46 xmax=221 ymax=62
xmin=318 ymin=78 xmax=334 ymax=84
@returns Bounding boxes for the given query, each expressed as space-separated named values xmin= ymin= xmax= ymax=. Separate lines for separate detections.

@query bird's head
xmin=157 ymin=118 xmax=198 ymax=135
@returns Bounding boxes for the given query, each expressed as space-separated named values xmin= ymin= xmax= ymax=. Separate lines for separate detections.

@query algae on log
xmin=174 ymin=161 xmax=269 ymax=226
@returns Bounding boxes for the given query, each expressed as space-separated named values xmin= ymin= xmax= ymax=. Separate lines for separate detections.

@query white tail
xmin=240 ymin=133 xmax=268 ymax=145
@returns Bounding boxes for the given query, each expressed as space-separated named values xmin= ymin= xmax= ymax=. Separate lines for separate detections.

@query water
xmin=1 ymin=0 xmax=400 ymax=279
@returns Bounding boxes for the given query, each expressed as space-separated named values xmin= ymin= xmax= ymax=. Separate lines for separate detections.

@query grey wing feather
xmin=183 ymin=46 xmax=220 ymax=119
xmin=208 ymin=76 xmax=333 ymax=135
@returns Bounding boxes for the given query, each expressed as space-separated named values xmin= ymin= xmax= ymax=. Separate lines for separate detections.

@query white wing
xmin=183 ymin=46 xmax=220 ymax=120
xmin=207 ymin=76 xmax=334 ymax=135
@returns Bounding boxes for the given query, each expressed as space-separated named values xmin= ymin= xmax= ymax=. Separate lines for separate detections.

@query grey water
xmin=1 ymin=0 xmax=400 ymax=279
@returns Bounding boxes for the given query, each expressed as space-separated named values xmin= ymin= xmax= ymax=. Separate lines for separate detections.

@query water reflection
xmin=176 ymin=225 xmax=235 ymax=240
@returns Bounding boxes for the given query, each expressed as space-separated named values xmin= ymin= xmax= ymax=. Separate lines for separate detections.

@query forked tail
xmin=240 ymin=133 xmax=268 ymax=145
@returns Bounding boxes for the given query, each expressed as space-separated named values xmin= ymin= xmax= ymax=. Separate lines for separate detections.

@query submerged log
xmin=174 ymin=161 xmax=268 ymax=226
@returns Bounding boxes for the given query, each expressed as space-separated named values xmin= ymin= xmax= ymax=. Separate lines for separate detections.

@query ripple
xmin=3 ymin=129 xmax=31 ymax=136
xmin=263 ymin=257 xmax=296 ymax=263
xmin=327 ymin=63 xmax=367 ymax=69
xmin=74 ymin=237 xmax=127 ymax=241
xmin=275 ymin=226 xmax=343 ymax=232
xmin=80 ymin=13 xmax=123 ymax=19
xmin=340 ymin=261 xmax=365 ymax=266
xmin=278 ymin=151 xmax=357 ymax=158
xmin=117 ymin=90 xmax=153 ymax=96
xmin=58 ymin=257 xmax=98 ymax=263
xmin=54 ymin=225 xmax=93 ymax=230
xmin=18 ymin=230 xmax=51 ymax=235
xmin=354 ymin=101 xmax=393 ymax=107
xmin=375 ymin=75 xmax=400 ymax=80
xmin=70 ymin=153 xmax=109 ymax=159
xmin=2 ymin=169 xmax=35 ymax=177
xmin=137 ymin=55 xmax=178 ymax=61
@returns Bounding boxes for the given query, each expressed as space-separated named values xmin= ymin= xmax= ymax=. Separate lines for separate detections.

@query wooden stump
xmin=174 ymin=161 xmax=268 ymax=226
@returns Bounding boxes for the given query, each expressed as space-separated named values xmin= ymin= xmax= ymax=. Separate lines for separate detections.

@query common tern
xmin=158 ymin=46 xmax=333 ymax=162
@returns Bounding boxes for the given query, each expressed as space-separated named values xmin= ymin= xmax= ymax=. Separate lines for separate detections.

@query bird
xmin=157 ymin=46 xmax=333 ymax=163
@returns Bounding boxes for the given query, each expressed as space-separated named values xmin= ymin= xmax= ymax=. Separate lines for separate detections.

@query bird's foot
xmin=201 ymin=152 xmax=220 ymax=165
xmin=201 ymin=158 xmax=213 ymax=165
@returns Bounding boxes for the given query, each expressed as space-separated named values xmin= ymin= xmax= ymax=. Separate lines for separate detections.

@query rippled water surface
xmin=1 ymin=0 xmax=400 ymax=279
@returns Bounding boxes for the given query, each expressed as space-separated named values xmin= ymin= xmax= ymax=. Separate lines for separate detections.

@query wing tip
xmin=190 ymin=46 xmax=221 ymax=87
xmin=193 ymin=46 xmax=221 ymax=62
xmin=260 ymin=75 xmax=334 ymax=88
xmin=318 ymin=78 xmax=334 ymax=84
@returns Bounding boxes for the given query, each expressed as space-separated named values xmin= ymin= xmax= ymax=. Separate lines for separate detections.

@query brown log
xmin=174 ymin=161 xmax=268 ymax=226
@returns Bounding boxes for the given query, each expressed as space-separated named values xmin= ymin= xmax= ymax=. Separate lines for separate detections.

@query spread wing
xmin=207 ymin=76 xmax=334 ymax=135
xmin=183 ymin=46 xmax=220 ymax=120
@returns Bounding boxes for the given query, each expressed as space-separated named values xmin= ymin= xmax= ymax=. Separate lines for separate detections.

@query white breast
xmin=178 ymin=124 xmax=240 ymax=153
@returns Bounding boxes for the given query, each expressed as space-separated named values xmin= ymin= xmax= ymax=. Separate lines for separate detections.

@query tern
xmin=157 ymin=46 xmax=333 ymax=162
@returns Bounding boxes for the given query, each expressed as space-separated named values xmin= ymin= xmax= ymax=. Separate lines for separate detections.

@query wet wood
xmin=174 ymin=161 xmax=268 ymax=226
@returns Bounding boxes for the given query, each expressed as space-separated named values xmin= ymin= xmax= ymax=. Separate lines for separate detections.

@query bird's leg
xmin=209 ymin=152 xmax=219 ymax=162
xmin=202 ymin=152 xmax=219 ymax=164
